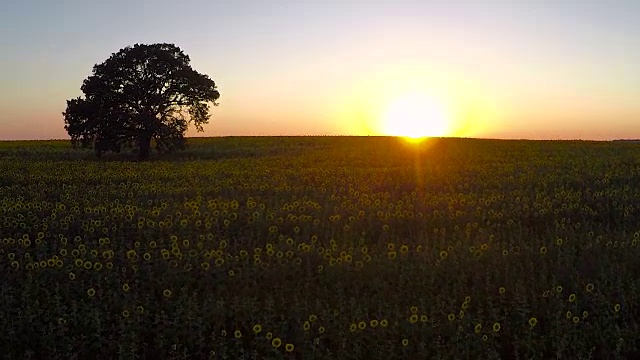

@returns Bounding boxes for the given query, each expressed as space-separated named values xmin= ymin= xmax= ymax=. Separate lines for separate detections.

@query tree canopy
xmin=63 ymin=43 xmax=220 ymax=159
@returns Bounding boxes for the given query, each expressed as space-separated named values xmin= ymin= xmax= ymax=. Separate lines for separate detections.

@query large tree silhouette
xmin=63 ymin=43 xmax=220 ymax=160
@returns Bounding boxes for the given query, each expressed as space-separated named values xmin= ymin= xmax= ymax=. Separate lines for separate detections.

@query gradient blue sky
xmin=2 ymin=0 xmax=640 ymax=140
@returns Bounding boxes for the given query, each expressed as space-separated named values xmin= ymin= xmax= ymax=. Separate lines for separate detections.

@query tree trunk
xmin=137 ymin=133 xmax=153 ymax=160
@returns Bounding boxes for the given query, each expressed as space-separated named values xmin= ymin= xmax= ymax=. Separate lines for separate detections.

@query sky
xmin=1 ymin=0 xmax=640 ymax=140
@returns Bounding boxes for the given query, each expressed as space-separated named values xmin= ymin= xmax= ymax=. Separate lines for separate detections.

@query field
xmin=2 ymin=136 xmax=640 ymax=359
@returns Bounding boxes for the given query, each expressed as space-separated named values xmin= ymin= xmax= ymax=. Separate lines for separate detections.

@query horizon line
xmin=1 ymin=135 xmax=638 ymax=142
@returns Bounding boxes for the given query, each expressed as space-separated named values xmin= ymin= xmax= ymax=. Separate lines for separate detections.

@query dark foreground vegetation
xmin=2 ymin=137 xmax=640 ymax=359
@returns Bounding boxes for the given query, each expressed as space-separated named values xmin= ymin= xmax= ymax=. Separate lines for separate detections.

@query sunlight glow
xmin=380 ymin=92 xmax=452 ymax=140
xmin=333 ymin=67 xmax=497 ymax=138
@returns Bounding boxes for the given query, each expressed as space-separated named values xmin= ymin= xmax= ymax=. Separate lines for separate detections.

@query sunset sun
xmin=380 ymin=92 xmax=452 ymax=140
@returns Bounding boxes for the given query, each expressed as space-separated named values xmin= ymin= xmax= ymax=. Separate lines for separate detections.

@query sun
xmin=380 ymin=92 xmax=452 ymax=140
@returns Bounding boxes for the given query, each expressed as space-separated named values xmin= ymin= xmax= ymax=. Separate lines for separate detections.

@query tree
xmin=63 ymin=43 xmax=220 ymax=160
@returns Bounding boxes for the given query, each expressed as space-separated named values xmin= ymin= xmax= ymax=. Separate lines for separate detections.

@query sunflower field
xmin=2 ymin=137 xmax=640 ymax=359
